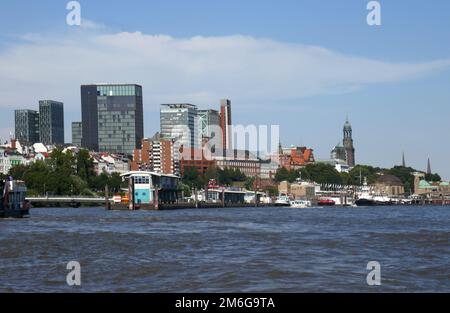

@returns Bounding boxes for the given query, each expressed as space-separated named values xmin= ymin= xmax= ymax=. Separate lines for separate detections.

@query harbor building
xmin=119 ymin=171 xmax=181 ymax=210
xmin=160 ymin=103 xmax=200 ymax=148
xmin=14 ymin=109 xmax=40 ymax=145
xmin=80 ymin=84 xmax=144 ymax=155
xmin=373 ymin=174 xmax=405 ymax=196
xmin=71 ymin=122 xmax=82 ymax=147
xmin=214 ymin=149 xmax=261 ymax=177
xmin=39 ymin=100 xmax=65 ymax=145
xmin=180 ymin=147 xmax=217 ymax=176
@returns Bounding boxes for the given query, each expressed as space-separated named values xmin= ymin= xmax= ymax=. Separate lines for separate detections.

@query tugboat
xmin=0 ymin=176 xmax=29 ymax=218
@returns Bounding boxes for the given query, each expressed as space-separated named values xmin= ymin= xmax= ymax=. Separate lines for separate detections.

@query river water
xmin=0 ymin=206 xmax=449 ymax=292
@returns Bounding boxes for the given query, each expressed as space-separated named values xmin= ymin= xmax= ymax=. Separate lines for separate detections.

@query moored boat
xmin=274 ymin=194 xmax=291 ymax=207
xmin=0 ymin=177 xmax=29 ymax=218
xmin=290 ymin=199 xmax=312 ymax=208
xmin=318 ymin=198 xmax=335 ymax=206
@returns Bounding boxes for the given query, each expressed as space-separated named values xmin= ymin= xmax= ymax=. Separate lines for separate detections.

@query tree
xmin=425 ymin=173 xmax=441 ymax=182
xmin=274 ymin=167 xmax=289 ymax=182
xmin=204 ymin=166 xmax=218 ymax=182
xmin=89 ymin=172 xmax=110 ymax=192
xmin=245 ymin=176 xmax=256 ymax=190
xmin=76 ymin=149 xmax=95 ymax=182
xmin=348 ymin=165 xmax=380 ymax=185
xmin=108 ymin=172 xmax=123 ymax=193
xmin=183 ymin=166 xmax=202 ymax=188
xmin=265 ymin=186 xmax=279 ymax=197
xmin=301 ymin=163 xmax=342 ymax=184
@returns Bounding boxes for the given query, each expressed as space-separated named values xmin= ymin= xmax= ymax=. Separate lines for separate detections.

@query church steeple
xmin=343 ymin=115 xmax=352 ymax=139
xmin=402 ymin=152 xmax=406 ymax=167
xmin=427 ymin=157 xmax=432 ymax=175
xmin=342 ymin=116 xmax=355 ymax=167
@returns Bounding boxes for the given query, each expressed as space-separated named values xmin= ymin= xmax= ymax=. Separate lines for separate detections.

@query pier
xmin=26 ymin=196 xmax=109 ymax=208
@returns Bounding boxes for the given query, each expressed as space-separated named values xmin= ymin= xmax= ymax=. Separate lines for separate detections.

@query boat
xmin=0 ymin=177 xmax=29 ymax=218
xmin=274 ymin=194 xmax=291 ymax=207
xmin=354 ymin=179 xmax=394 ymax=206
xmin=289 ymin=199 xmax=312 ymax=208
xmin=355 ymin=178 xmax=377 ymax=206
xmin=318 ymin=198 xmax=335 ymax=206
xmin=354 ymin=197 xmax=376 ymax=206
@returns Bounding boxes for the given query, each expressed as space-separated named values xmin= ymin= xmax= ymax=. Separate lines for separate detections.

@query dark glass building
xmin=14 ymin=109 xmax=40 ymax=145
xmin=39 ymin=100 xmax=65 ymax=145
xmin=81 ymin=84 xmax=144 ymax=155
xmin=71 ymin=122 xmax=82 ymax=147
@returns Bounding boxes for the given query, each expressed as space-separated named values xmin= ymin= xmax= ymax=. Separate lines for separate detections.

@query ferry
xmin=0 ymin=177 xmax=30 ymax=218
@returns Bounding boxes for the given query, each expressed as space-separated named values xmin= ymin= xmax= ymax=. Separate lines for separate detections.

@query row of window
xmin=97 ymin=85 xmax=142 ymax=97
xmin=134 ymin=176 xmax=150 ymax=185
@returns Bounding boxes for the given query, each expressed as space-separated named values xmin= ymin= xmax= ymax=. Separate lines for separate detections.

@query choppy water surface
xmin=0 ymin=206 xmax=449 ymax=292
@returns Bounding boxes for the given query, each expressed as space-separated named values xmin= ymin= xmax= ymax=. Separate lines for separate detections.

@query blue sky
xmin=1 ymin=0 xmax=450 ymax=178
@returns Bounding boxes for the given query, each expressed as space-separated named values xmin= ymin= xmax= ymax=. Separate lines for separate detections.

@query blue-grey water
xmin=0 ymin=206 xmax=449 ymax=292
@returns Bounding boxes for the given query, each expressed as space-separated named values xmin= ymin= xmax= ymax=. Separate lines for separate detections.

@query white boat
xmin=289 ymin=199 xmax=312 ymax=208
xmin=274 ymin=194 xmax=291 ymax=207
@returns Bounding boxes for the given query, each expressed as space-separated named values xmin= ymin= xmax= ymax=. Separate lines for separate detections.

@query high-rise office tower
xmin=39 ymin=100 xmax=65 ymax=145
xmin=14 ymin=109 xmax=40 ymax=145
xmin=219 ymin=99 xmax=232 ymax=151
xmin=71 ymin=122 xmax=82 ymax=147
xmin=81 ymin=84 xmax=144 ymax=155
xmin=198 ymin=109 xmax=220 ymax=139
xmin=160 ymin=103 xmax=199 ymax=148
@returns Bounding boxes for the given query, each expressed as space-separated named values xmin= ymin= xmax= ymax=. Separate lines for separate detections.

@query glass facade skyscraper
xmin=81 ymin=84 xmax=144 ymax=155
xmin=39 ymin=100 xmax=65 ymax=145
xmin=71 ymin=122 xmax=82 ymax=147
xmin=198 ymin=109 xmax=220 ymax=139
xmin=160 ymin=103 xmax=200 ymax=148
xmin=14 ymin=109 xmax=40 ymax=145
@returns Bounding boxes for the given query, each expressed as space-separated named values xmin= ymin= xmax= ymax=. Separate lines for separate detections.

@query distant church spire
xmin=427 ymin=157 xmax=432 ymax=174
xmin=402 ymin=152 xmax=406 ymax=167
xmin=343 ymin=116 xmax=355 ymax=167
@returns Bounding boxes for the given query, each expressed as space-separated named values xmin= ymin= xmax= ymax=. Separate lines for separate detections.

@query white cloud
xmin=0 ymin=28 xmax=450 ymax=142
xmin=1 ymin=29 xmax=449 ymax=112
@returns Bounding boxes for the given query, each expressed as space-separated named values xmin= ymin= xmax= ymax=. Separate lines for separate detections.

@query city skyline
xmin=1 ymin=1 xmax=450 ymax=178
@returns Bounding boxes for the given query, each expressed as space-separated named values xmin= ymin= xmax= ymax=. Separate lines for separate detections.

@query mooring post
xmin=154 ymin=186 xmax=159 ymax=210
xmin=222 ymin=188 xmax=225 ymax=208
xmin=104 ymin=185 xmax=110 ymax=210
xmin=194 ymin=188 xmax=198 ymax=208
xmin=128 ymin=176 xmax=134 ymax=210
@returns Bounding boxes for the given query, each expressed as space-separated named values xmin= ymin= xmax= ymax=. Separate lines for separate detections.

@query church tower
xmin=343 ymin=117 xmax=355 ymax=167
